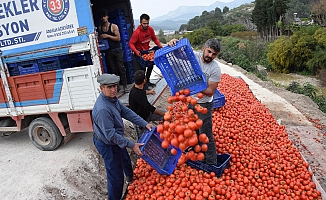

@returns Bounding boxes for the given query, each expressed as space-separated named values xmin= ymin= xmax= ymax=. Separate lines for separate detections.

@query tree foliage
xmin=267 ymin=36 xmax=292 ymax=73
xmin=252 ymin=0 xmax=290 ymax=40
xmin=179 ymin=3 xmax=255 ymax=36
xmin=223 ymin=6 xmax=230 ymax=14
xmin=284 ymin=0 xmax=311 ymax=25
xmin=183 ymin=28 xmax=214 ymax=46
xmin=157 ymin=29 xmax=167 ymax=44
xmin=311 ymin=0 xmax=326 ymax=27
xmin=267 ymin=26 xmax=325 ymax=74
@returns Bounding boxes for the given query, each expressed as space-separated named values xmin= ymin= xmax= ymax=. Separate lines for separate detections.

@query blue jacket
xmin=92 ymin=93 xmax=148 ymax=148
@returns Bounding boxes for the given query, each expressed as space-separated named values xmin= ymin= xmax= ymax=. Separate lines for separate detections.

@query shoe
xmin=147 ymin=82 xmax=156 ymax=87
xmin=126 ymin=175 xmax=133 ymax=184
xmin=123 ymin=86 xmax=130 ymax=93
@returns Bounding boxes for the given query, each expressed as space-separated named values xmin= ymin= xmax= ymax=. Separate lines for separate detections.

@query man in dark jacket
xmin=92 ymin=74 xmax=153 ymax=200
xmin=129 ymin=70 xmax=165 ymax=137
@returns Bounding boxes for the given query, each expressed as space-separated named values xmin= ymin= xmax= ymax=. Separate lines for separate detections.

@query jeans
xmin=93 ymin=136 xmax=133 ymax=200
xmin=147 ymin=111 xmax=164 ymax=122
xmin=190 ymin=101 xmax=217 ymax=165
xmin=106 ymin=49 xmax=127 ymax=87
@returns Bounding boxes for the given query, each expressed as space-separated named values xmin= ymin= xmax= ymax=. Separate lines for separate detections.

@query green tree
xmin=284 ymin=0 xmax=311 ymax=25
xmin=267 ymin=36 xmax=292 ymax=73
xmin=267 ymin=26 xmax=321 ymax=74
xmin=223 ymin=6 xmax=229 ymax=14
xmin=214 ymin=7 xmax=224 ymax=21
xmin=184 ymin=28 xmax=214 ymax=46
xmin=179 ymin=24 xmax=187 ymax=32
xmin=307 ymin=28 xmax=326 ymax=72
xmin=252 ymin=0 xmax=289 ymax=39
xmin=207 ymin=18 xmax=221 ymax=35
xmin=252 ymin=0 xmax=268 ymax=37
xmin=311 ymin=0 xmax=326 ymax=27
xmin=158 ymin=29 xmax=164 ymax=38
xmin=216 ymin=24 xmax=246 ymax=36
xmin=157 ymin=29 xmax=166 ymax=44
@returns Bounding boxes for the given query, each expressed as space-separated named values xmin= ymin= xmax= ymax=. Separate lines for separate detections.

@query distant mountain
xmin=136 ymin=0 xmax=254 ymax=31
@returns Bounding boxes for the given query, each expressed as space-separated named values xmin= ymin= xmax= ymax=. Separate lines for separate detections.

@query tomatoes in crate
xmin=142 ymin=51 xmax=154 ymax=61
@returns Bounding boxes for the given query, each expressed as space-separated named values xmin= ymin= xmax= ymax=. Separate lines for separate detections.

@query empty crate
xmin=213 ymin=89 xmax=226 ymax=108
xmin=186 ymin=154 xmax=231 ymax=177
xmin=98 ymin=39 xmax=109 ymax=51
xmin=154 ymin=38 xmax=207 ymax=95
xmin=138 ymin=127 xmax=182 ymax=175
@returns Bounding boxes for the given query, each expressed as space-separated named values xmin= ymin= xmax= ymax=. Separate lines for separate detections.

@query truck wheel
xmin=0 ymin=118 xmax=16 ymax=136
xmin=28 ymin=117 xmax=63 ymax=151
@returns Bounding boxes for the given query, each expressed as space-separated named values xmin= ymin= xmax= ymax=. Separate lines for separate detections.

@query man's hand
xmin=167 ymin=39 xmax=178 ymax=47
xmin=146 ymin=88 xmax=156 ymax=95
xmin=99 ymin=34 xmax=109 ymax=40
xmin=132 ymin=143 xmax=144 ymax=156
xmin=135 ymin=51 xmax=141 ymax=57
xmin=145 ymin=123 xmax=153 ymax=131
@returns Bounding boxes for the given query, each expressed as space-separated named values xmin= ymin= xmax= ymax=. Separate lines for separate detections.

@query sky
xmin=130 ymin=0 xmax=233 ymax=20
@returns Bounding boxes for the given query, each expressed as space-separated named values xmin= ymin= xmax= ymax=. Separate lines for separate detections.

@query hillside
xmin=141 ymin=0 xmax=253 ymax=31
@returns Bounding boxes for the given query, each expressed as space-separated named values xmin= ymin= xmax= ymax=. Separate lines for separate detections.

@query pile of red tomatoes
xmin=126 ymin=74 xmax=322 ymax=200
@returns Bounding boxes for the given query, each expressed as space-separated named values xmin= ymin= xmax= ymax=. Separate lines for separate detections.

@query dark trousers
xmin=132 ymin=54 xmax=154 ymax=82
xmin=189 ymin=101 xmax=217 ymax=165
xmin=93 ymin=136 xmax=133 ymax=200
xmin=106 ymin=49 xmax=127 ymax=87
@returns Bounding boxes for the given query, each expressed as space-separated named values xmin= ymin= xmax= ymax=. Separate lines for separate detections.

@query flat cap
xmin=97 ymin=74 xmax=120 ymax=86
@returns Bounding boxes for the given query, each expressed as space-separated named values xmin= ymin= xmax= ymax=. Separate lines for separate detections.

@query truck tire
xmin=0 ymin=118 xmax=16 ymax=136
xmin=28 ymin=117 xmax=63 ymax=151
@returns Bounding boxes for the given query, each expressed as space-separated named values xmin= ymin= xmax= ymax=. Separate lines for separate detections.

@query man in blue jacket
xmin=92 ymin=74 xmax=153 ymax=200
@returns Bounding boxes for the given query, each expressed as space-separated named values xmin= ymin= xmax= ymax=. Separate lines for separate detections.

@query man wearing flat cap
xmin=92 ymin=74 xmax=153 ymax=200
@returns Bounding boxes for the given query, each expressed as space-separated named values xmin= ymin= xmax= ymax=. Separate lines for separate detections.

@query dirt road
xmin=0 ymin=60 xmax=325 ymax=199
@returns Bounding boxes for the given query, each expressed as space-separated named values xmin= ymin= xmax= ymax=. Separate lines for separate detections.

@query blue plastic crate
xmin=214 ymin=89 xmax=226 ymax=108
xmin=138 ymin=127 xmax=182 ymax=175
xmin=109 ymin=16 xmax=127 ymax=27
xmin=154 ymin=38 xmax=207 ymax=96
xmin=98 ymin=39 xmax=109 ymax=51
xmin=101 ymin=52 xmax=108 ymax=73
xmin=125 ymin=61 xmax=134 ymax=84
xmin=122 ymin=45 xmax=133 ymax=62
xmin=119 ymin=25 xmax=129 ymax=40
xmin=38 ymin=56 xmax=71 ymax=72
xmin=17 ymin=60 xmax=39 ymax=75
xmin=7 ymin=63 xmax=20 ymax=76
xmin=108 ymin=8 xmax=125 ymax=19
xmin=68 ymin=54 xmax=78 ymax=67
xmin=135 ymin=46 xmax=160 ymax=68
xmin=186 ymin=154 xmax=231 ymax=177
xmin=120 ymin=37 xmax=129 ymax=48
xmin=69 ymin=52 xmax=93 ymax=67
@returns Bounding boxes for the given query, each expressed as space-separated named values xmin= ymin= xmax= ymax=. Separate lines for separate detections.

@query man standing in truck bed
xmin=98 ymin=9 xmax=129 ymax=93
xmin=129 ymin=13 xmax=162 ymax=88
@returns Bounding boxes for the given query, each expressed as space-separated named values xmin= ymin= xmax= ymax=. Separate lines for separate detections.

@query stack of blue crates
xmin=37 ymin=55 xmax=71 ymax=72
xmin=8 ymin=60 xmax=40 ymax=76
xmin=7 ymin=51 xmax=94 ymax=76
xmin=7 ymin=63 xmax=20 ymax=76
xmin=124 ymin=61 xmax=134 ymax=84
xmin=69 ymin=52 xmax=92 ymax=67
xmin=108 ymin=9 xmax=133 ymax=62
